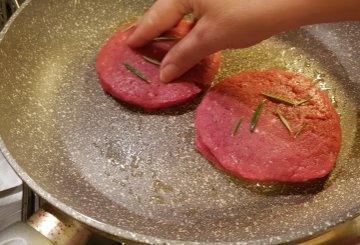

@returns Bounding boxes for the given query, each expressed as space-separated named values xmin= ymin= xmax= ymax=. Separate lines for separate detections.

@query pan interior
xmin=0 ymin=0 xmax=359 ymax=243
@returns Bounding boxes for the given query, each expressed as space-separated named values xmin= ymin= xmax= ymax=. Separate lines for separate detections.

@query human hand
xmin=127 ymin=0 xmax=360 ymax=82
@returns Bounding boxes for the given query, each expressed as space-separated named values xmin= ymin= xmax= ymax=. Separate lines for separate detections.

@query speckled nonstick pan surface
xmin=0 ymin=0 xmax=359 ymax=244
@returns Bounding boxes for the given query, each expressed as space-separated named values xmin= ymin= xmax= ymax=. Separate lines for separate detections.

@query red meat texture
xmin=96 ymin=20 xmax=221 ymax=110
xmin=195 ymin=70 xmax=342 ymax=183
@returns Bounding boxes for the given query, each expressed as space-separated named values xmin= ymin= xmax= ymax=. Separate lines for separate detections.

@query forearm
xmin=279 ymin=0 xmax=360 ymax=31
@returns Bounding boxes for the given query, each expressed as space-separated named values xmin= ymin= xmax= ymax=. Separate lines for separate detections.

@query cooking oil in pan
xmin=81 ymin=30 xmax=357 ymax=212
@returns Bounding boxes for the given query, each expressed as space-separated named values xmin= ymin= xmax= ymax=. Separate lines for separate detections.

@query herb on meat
xmin=261 ymin=92 xmax=295 ymax=106
xmin=123 ymin=63 xmax=150 ymax=83
xmin=275 ymin=108 xmax=292 ymax=133
xmin=143 ymin=56 xmax=161 ymax=66
xmin=153 ymin=36 xmax=179 ymax=42
xmin=262 ymin=92 xmax=313 ymax=107
xmin=232 ymin=118 xmax=243 ymax=136
xmin=295 ymin=97 xmax=312 ymax=106
xmin=294 ymin=122 xmax=308 ymax=138
xmin=250 ymin=100 xmax=266 ymax=133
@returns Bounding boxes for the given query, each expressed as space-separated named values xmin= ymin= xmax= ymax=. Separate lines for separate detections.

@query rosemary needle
xmin=295 ymin=97 xmax=312 ymax=106
xmin=275 ymin=108 xmax=292 ymax=133
xmin=262 ymin=92 xmax=312 ymax=106
xmin=250 ymin=100 xmax=266 ymax=133
xmin=153 ymin=36 xmax=179 ymax=42
xmin=143 ymin=56 xmax=161 ymax=66
xmin=294 ymin=122 xmax=308 ymax=138
xmin=123 ymin=63 xmax=150 ymax=83
xmin=261 ymin=92 xmax=295 ymax=106
xmin=232 ymin=118 xmax=243 ymax=136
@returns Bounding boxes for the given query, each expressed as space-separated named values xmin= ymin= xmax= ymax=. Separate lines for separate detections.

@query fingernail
xmin=160 ymin=64 xmax=179 ymax=82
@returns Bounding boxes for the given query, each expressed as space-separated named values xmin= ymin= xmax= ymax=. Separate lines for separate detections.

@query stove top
xmin=0 ymin=153 xmax=21 ymax=192
xmin=0 ymin=149 xmax=22 ymax=232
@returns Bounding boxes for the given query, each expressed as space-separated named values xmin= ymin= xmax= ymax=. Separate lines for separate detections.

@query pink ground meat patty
xmin=96 ymin=20 xmax=221 ymax=110
xmin=195 ymin=70 xmax=342 ymax=183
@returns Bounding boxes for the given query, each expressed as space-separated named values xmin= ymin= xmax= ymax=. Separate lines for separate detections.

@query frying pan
xmin=0 ymin=0 xmax=359 ymax=244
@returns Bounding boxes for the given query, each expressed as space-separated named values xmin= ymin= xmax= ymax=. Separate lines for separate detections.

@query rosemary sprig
xmin=275 ymin=108 xmax=292 ymax=133
xmin=261 ymin=92 xmax=295 ymax=106
xmin=262 ymin=92 xmax=313 ymax=107
xmin=294 ymin=122 xmax=308 ymax=138
xmin=153 ymin=36 xmax=179 ymax=42
xmin=232 ymin=118 xmax=243 ymax=136
xmin=123 ymin=63 xmax=150 ymax=83
xmin=143 ymin=56 xmax=161 ymax=66
xmin=250 ymin=100 xmax=266 ymax=133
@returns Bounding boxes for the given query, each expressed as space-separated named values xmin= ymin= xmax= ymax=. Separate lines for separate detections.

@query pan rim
xmin=0 ymin=1 xmax=358 ymax=244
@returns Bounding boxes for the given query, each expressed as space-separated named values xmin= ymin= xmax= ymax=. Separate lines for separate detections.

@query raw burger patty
xmin=96 ymin=20 xmax=221 ymax=110
xmin=195 ymin=70 xmax=342 ymax=182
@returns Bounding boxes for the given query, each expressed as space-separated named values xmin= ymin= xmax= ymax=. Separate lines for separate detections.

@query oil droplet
xmin=93 ymin=142 xmax=105 ymax=155
xmin=304 ymin=61 xmax=311 ymax=68
xmin=108 ymin=157 xmax=120 ymax=165
xmin=130 ymin=155 xmax=141 ymax=169
xmin=153 ymin=180 xmax=174 ymax=194
xmin=131 ymin=171 xmax=144 ymax=177
xmin=313 ymin=70 xmax=327 ymax=84
xmin=150 ymin=195 xmax=165 ymax=204
xmin=110 ymin=178 xmax=120 ymax=185
xmin=120 ymin=180 xmax=127 ymax=187
xmin=135 ymin=195 xmax=143 ymax=204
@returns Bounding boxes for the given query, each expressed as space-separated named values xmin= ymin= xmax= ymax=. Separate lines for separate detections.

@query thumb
xmin=160 ymin=19 xmax=220 ymax=82
xmin=127 ymin=0 xmax=193 ymax=48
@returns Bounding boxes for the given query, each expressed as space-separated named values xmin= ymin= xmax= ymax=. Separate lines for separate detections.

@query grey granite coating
xmin=0 ymin=0 xmax=359 ymax=244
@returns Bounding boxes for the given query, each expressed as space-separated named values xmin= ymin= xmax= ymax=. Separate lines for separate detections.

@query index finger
xmin=127 ymin=0 xmax=193 ymax=48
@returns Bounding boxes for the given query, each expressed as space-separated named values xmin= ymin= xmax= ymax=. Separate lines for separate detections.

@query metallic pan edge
xmin=0 ymin=1 xmax=359 ymax=244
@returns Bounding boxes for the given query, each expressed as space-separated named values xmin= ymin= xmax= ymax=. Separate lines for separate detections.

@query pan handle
xmin=0 ymin=205 xmax=90 ymax=245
